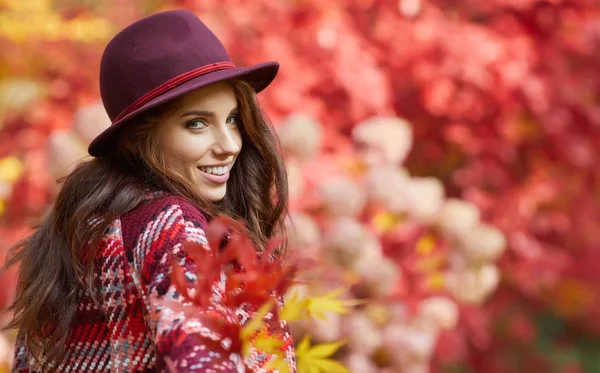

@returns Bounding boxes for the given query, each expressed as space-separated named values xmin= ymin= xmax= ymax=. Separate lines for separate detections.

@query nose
xmin=213 ymin=126 xmax=241 ymax=156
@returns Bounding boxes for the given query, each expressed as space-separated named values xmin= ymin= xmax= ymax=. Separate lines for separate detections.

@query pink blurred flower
xmin=277 ymin=113 xmax=323 ymax=161
xmin=399 ymin=0 xmax=422 ymax=18
xmin=456 ymin=224 xmax=506 ymax=264
xmin=323 ymin=217 xmax=383 ymax=268
xmin=342 ymin=312 xmax=383 ymax=355
xmin=416 ymin=296 xmax=459 ymax=331
xmin=286 ymin=159 xmax=305 ymax=207
xmin=286 ymin=212 xmax=321 ymax=259
xmin=405 ymin=177 xmax=445 ymax=222
xmin=437 ymin=199 xmax=481 ymax=237
xmin=354 ymin=257 xmax=402 ymax=298
xmin=319 ymin=177 xmax=366 ymax=217
xmin=364 ymin=166 xmax=411 ymax=214
xmin=399 ymin=363 xmax=429 ymax=373
xmin=343 ymin=353 xmax=379 ymax=373
xmin=352 ymin=116 xmax=414 ymax=166
xmin=445 ymin=264 xmax=500 ymax=305
xmin=306 ymin=312 xmax=343 ymax=342
xmin=382 ymin=322 xmax=436 ymax=366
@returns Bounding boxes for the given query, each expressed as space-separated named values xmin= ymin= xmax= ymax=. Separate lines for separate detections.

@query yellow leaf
xmin=322 ymin=287 xmax=346 ymax=299
xmin=306 ymin=288 xmax=353 ymax=320
xmin=304 ymin=340 xmax=345 ymax=359
xmin=241 ymin=342 xmax=252 ymax=359
xmin=280 ymin=290 xmax=308 ymax=322
xmin=253 ymin=332 xmax=283 ymax=354
xmin=295 ymin=334 xmax=312 ymax=356
xmin=297 ymin=360 xmax=320 ymax=373
xmin=240 ymin=301 xmax=272 ymax=340
xmin=266 ymin=356 xmax=291 ymax=373
xmin=295 ymin=334 xmax=351 ymax=373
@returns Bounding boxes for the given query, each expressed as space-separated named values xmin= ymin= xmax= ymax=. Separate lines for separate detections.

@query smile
xmin=198 ymin=165 xmax=230 ymax=175
xmin=197 ymin=164 xmax=232 ymax=184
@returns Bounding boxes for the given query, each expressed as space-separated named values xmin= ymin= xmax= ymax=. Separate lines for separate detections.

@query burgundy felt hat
xmin=88 ymin=9 xmax=279 ymax=157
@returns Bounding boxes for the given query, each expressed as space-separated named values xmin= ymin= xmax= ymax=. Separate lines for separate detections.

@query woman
xmin=4 ymin=9 xmax=293 ymax=373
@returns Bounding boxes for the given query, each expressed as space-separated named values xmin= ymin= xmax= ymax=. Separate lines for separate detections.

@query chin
xmin=200 ymin=185 xmax=227 ymax=202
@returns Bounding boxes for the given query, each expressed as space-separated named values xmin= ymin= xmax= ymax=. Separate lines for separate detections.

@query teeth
xmin=199 ymin=165 xmax=229 ymax=175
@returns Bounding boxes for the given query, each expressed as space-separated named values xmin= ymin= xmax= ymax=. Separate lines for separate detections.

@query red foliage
xmin=166 ymin=216 xmax=310 ymax=359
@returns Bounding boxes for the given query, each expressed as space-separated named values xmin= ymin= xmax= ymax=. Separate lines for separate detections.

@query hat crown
xmin=100 ymin=10 xmax=231 ymax=121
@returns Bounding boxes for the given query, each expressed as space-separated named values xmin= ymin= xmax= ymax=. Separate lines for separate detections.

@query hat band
xmin=112 ymin=61 xmax=236 ymax=123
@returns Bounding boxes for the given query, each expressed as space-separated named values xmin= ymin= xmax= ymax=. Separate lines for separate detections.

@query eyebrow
xmin=180 ymin=108 xmax=239 ymax=118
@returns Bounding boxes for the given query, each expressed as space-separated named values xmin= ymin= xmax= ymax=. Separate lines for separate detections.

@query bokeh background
xmin=1 ymin=0 xmax=600 ymax=372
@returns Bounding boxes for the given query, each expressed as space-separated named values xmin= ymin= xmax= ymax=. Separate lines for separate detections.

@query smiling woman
xmin=3 ymin=9 xmax=292 ymax=373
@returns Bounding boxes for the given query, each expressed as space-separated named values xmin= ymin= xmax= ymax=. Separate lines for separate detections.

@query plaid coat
xmin=11 ymin=194 xmax=296 ymax=372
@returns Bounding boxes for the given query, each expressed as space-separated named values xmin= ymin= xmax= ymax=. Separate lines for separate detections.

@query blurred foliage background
xmin=1 ymin=0 xmax=600 ymax=372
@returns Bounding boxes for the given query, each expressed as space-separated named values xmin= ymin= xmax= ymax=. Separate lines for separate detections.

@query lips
xmin=197 ymin=164 xmax=231 ymax=184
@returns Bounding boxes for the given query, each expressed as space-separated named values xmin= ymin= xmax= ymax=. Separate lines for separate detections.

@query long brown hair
xmin=2 ymin=79 xmax=288 ymax=364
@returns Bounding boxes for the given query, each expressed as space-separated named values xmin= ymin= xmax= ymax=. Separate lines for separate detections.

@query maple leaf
xmin=305 ymin=287 xmax=360 ymax=320
xmin=280 ymin=289 xmax=309 ymax=322
xmin=241 ymin=302 xmax=291 ymax=373
xmin=253 ymin=329 xmax=283 ymax=354
xmin=170 ymin=249 xmax=220 ymax=308
xmin=266 ymin=356 xmax=292 ymax=373
xmin=295 ymin=334 xmax=350 ymax=373
xmin=280 ymin=287 xmax=364 ymax=324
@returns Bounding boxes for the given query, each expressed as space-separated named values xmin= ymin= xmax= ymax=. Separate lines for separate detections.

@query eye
xmin=185 ymin=119 xmax=208 ymax=130
xmin=227 ymin=115 xmax=241 ymax=127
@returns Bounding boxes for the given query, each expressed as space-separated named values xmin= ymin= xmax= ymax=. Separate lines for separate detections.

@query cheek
xmin=160 ymin=132 xmax=208 ymax=170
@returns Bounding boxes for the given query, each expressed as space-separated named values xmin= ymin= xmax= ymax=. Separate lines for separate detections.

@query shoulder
xmin=125 ymin=194 xmax=207 ymax=224
xmin=120 ymin=194 xmax=208 ymax=249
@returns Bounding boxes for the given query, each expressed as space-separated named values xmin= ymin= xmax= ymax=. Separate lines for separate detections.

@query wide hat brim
xmin=88 ymin=61 xmax=278 ymax=157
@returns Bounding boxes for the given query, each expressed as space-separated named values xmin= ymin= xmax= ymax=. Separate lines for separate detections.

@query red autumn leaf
xmin=204 ymin=215 xmax=232 ymax=254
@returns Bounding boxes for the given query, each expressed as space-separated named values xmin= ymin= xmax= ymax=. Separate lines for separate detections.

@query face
xmin=157 ymin=81 xmax=242 ymax=201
